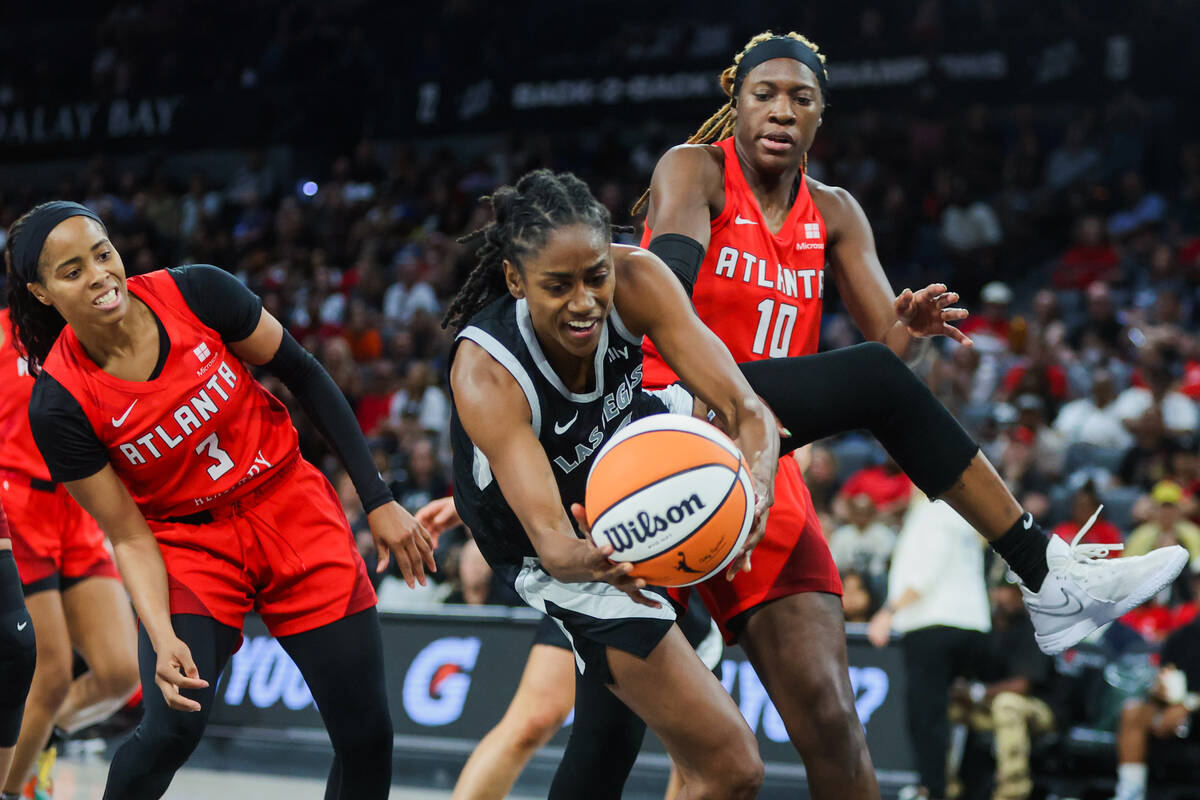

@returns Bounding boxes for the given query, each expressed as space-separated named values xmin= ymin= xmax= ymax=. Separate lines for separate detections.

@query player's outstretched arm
xmin=61 ymin=466 xmax=209 ymax=712
xmin=819 ymin=182 xmax=970 ymax=353
xmin=228 ymin=308 xmax=436 ymax=586
xmin=450 ymin=340 xmax=660 ymax=607
xmin=612 ymin=245 xmax=779 ymax=576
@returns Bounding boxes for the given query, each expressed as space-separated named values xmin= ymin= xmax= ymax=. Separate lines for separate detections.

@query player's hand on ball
xmin=414 ymin=495 xmax=461 ymax=544
xmin=538 ymin=505 xmax=662 ymax=609
xmin=154 ymin=636 xmax=209 ymax=712
xmin=894 ymin=283 xmax=972 ymax=346
xmin=368 ymin=501 xmax=437 ymax=588
xmin=727 ymin=471 xmax=774 ymax=580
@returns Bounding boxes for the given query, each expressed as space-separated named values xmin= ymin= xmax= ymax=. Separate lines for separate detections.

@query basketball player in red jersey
xmin=0 ymin=501 xmax=37 ymax=793
xmin=5 ymin=201 xmax=434 ymax=799
xmin=632 ymin=31 xmax=981 ymax=799
xmin=0 ymin=306 xmax=138 ymax=800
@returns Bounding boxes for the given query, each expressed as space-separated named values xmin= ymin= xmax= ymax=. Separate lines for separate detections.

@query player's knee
xmin=92 ymin=655 xmax=140 ymax=700
xmin=1119 ymin=699 xmax=1153 ymax=731
xmin=331 ymin=706 xmax=393 ymax=763
xmin=708 ymin=741 xmax=763 ymax=799
xmin=511 ymin=706 xmax=567 ymax=753
xmin=0 ymin=622 xmax=37 ymax=716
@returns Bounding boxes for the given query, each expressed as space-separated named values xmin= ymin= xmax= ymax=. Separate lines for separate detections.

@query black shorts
xmin=513 ymin=561 xmax=723 ymax=683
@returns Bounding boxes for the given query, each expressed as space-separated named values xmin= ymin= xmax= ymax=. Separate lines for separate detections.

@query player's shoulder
xmin=29 ymin=368 xmax=82 ymax=423
xmin=654 ymin=143 xmax=725 ymax=184
xmin=804 ymin=175 xmax=863 ymax=230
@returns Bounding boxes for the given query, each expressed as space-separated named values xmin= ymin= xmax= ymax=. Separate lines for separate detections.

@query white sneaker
xmin=1019 ymin=507 xmax=1188 ymax=655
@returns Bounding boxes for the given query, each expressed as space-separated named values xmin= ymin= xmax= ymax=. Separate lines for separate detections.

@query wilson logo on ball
xmin=586 ymin=414 xmax=754 ymax=587
xmin=598 ymin=489 xmax=708 ymax=554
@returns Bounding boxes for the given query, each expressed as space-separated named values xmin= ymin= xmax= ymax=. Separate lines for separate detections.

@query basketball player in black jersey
xmin=444 ymin=169 xmax=1188 ymax=799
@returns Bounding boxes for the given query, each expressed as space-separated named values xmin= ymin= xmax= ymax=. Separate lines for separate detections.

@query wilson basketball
xmin=584 ymin=414 xmax=755 ymax=587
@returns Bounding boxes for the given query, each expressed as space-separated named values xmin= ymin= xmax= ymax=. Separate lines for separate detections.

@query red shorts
xmin=1 ymin=470 xmax=119 ymax=592
xmin=676 ymin=456 xmax=842 ymax=644
xmin=147 ymin=457 xmax=376 ymax=638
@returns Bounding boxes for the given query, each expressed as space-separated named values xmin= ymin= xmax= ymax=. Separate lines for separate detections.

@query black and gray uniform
xmin=449 ymin=296 xmax=695 ymax=681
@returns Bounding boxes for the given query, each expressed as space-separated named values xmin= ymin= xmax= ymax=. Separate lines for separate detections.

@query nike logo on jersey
xmin=16 ymin=621 xmax=27 ymax=631
xmin=554 ymin=412 xmax=579 ymax=435
xmin=734 ymin=215 xmax=757 ymax=226
xmin=112 ymin=400 xmax=138 ymax=427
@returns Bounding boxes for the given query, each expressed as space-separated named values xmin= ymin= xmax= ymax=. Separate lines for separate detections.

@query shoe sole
xmin=1034 ymin=546 xmax=1189 ymax=655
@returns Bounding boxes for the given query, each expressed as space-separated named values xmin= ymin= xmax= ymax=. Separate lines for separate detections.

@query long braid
xmin=631 ymin=30 xmax=827 ymax=217
xmin=444 ymin=170 xmax=614 ymax=332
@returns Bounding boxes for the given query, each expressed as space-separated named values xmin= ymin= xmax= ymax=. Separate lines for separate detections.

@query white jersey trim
xmin=515 ymin=298 xmax=609 ymax=403
xmin=608 ymin=307 xmax=642 ymax=346
xmin=457 ymin=325 xmax=543 ymax=439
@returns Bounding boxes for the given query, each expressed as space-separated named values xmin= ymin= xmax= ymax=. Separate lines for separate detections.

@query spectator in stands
xmin=1069 ymin=281 xmax=1126 ymax=353
xmin=828 ymin=494 xmax=897 ymax=579
xmin=997 ymin=426 xmax=1055 ymax=500
xmin=801 ymin=444 xmax=839 ymax=517
xmin=1045 ymin=121 xmax=1100 ymax=192
xmin=1012 ymin=394 xmax=1067 ymax=476
xmin=948 ymin=578 xmax=1057 ymax=800
xmin=1052 ymin=481 xmax=1123 ymax=554
xmin=1118 ymin=409 xmax=1177 ymax=490
xmin=1108 ymin=170 xmax=1168 ymax=242
xmin=1053 ymin=214 xmax=1120 ymax=290
xmin=1116 ymin=365 xmax=1199 ymax=438
xmin=383 ymin=247 xmax=440 ymax=326
xmin=386 ymin=360 xmax=450 ymax=441
xmin=1111 ymin=612 xmax=1200 ymax=800
xmin=1054 ymin=369 xmax=1133 ymax=450
xmin=389 ymin=436 xmax=450 ymax=514
xmin=1125 ymin=481 xmax=1200 ymax=561
xmin=835 ymin=456 xmax=913 ymax=523
xmin=868 ymin=497 xmax=991 ymax=800
xmin=840 ymin=570 xmax=878 ymax=624
xmin=960 ymin=280 xmax=1012 ymax=345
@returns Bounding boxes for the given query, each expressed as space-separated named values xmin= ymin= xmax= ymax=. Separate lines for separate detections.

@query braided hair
xmin=4 ymin=203 xmax=83 ymax=375
xmin=443 ymin=169 xmax=615 ymax=332
xmin=631 ymin=30 xmax=827 ymax=216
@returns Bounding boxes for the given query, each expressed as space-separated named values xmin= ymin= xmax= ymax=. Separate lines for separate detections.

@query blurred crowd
xmin=2 ymin=2 xmax=1200 ymax=796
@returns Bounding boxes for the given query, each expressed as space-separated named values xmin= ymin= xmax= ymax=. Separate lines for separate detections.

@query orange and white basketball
xmin=584 ymin=414 xmax=754 ymax=587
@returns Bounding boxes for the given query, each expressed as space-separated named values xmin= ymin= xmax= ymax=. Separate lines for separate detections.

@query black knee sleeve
xmin=0 ymin=549 xmax=36 ymax=747
xmin=549 ymin=671 xmax=646 ymax=800
xmin=739 ymin=342 xmax=979 ymax=498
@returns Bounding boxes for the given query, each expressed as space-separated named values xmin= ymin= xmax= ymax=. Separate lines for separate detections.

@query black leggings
xmin=740 ymin=342 xmax=979 ymax=497
xmin=0 ymin=548 xmax=36 ymax=747
xmin=103 ymin=609 xmax=392 ymax=800
xmin=550 ymin=343 xmax=981 ymax=798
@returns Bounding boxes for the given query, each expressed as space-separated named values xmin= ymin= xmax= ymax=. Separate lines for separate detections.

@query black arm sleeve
xmin=647 ymin=233 xmax=706 ymax=297
xmin=264 ymin=330 xmax=393 ymax=513
xmin=168 ymin=264 xmax=263 ymax=342
xmin=28 ymin=374 xmax=110 ymax=482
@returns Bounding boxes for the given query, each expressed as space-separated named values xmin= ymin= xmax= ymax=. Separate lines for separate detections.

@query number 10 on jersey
xmin=751 ymin=298 xmax=798 ymax=357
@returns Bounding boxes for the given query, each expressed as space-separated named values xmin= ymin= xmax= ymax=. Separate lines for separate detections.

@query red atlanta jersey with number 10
xmin=0 ymin=308 xmax=52 ymax=482
xmin=641 ymin=136 xmax=827 ymax=388
xmin=41 ymin=270 xmax=299 ymax=520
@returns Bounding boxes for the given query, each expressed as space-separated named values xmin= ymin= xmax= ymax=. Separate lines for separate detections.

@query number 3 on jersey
xmin=751 ymin=298 xmax=797 ymax=357
xmin=196 ymin=432 xmax=235 ymax=480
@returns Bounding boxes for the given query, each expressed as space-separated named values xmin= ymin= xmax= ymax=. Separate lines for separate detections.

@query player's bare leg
xmin=58 ymin=577 xmax=139 ymax=729
xmin=739 ymin=592 xmax=880 ymax=800
xmin=452 ymin=644 xmax=574 ymax=800
xmin=606 ymin=626 xmax=762 ymax=800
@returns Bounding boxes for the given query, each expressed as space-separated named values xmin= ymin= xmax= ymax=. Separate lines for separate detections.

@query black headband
xmin=10 ymin=201 xmax=105 ymax=284
xmin=732 ymin=37 xmax=829 ymax=102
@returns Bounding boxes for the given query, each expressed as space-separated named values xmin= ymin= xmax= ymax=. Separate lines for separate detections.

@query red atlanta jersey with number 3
xmin=0 ymin=308 xmax=52 ymax=482
xmin=42 ymin=270 xmax=299 ymax=520
xmin=642 ymin=136 xmax=827 ymax=389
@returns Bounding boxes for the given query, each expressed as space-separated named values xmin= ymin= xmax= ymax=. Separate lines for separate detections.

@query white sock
xmin=1116 ymin=762 xmax=1147 ymax=791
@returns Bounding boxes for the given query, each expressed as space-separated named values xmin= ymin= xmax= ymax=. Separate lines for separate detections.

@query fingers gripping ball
xmin=585 ymin=414 xmax=754 ymax=587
